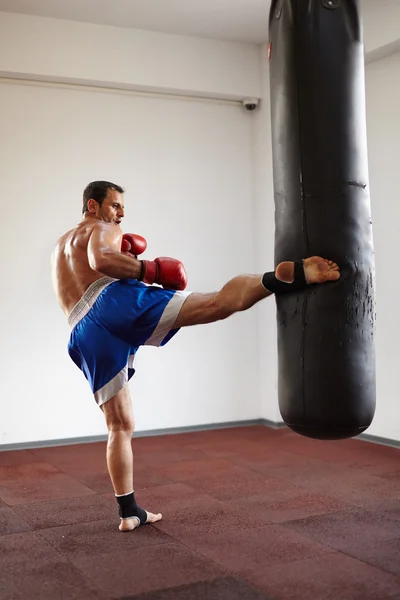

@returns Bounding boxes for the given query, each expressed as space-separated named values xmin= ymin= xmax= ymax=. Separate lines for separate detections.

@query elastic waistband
xmin=68 ymin=276 xmax=117 ymax=329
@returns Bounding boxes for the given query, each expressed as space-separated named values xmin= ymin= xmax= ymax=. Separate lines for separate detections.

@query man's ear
xmin=87 ymin=198 xmax=98 ymax=214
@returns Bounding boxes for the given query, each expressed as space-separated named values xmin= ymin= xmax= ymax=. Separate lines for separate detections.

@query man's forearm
xmin=94 ymin=251 xmax=143 ymax=280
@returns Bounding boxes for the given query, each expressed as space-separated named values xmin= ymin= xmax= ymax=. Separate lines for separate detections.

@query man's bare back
xmin=51 ymin=188 xmax=142 ymax=317
xmin=51 ymin=220 xmax=121 ymax=316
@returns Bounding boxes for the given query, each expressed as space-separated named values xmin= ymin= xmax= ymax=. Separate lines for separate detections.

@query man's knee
xmin=101 ymin=390 xmax=135 ymax=434
xmin=107 ymin=414 xmax=135 ymax=434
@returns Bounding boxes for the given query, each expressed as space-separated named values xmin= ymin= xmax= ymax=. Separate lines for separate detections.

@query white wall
xmin=364 ymin=51 xmax=400 ymax=442
xmin=0 ymin=11 xmax=261 ymax=101
xmin=363 ymin=0 xmax=400 ymax=62
xmin=0 ymin=79 xmax=259 ymax=446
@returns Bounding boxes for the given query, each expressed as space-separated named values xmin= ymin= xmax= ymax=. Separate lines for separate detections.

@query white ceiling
xmin=0 ymin=0 xmax=272 ymax=44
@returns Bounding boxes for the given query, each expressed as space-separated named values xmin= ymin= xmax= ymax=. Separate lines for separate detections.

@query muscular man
xmin=51 ymin=180 xmax=340 ymax=532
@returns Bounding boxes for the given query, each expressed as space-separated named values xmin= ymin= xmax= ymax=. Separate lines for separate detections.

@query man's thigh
xmin=174 ymin=292 xmax=225 ymax=328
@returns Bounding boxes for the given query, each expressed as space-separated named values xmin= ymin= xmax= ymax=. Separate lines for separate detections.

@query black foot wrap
xmin=262 ymin=260 xmax=308 ymax=295
xmin=116 ymin=491 xmax=147 ymax=524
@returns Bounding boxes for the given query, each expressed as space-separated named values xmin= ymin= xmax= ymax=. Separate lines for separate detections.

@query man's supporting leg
xmin=101 ymin=384 xmax=162 ymax=531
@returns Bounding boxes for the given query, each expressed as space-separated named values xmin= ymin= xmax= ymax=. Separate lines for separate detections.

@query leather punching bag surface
xmin=268 ymin=0 xmax=376 ymax=440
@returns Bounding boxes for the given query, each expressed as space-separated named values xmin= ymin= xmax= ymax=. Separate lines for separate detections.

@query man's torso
xmin=51 ymin=220 xmax=119 ymax=316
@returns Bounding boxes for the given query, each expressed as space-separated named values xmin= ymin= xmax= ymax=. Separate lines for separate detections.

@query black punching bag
xmin=268 ymin=0 xmax=376 ymax=440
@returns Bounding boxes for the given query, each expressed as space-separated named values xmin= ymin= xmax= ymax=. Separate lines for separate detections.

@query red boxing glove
xmin=121 ymin=233 xmax=147 ymax=257
xmin=140 ymin=257 xmax=188 ymax=291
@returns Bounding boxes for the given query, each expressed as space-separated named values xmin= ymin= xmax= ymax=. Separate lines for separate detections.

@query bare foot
xmin=276 ymin=257 xmax=340 ymax=285
xmin=119 ymin=510 xmax=162 ymax=532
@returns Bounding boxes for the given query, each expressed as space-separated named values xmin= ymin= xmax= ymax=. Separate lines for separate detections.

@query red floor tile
xmin=0 ymin=506 xmax=33 ymax=535
xmin=70 ymin=542 xmax=227 ymax=598
xmin=136 ymin=446 xmax=206 ymax=466
xmin=151 ymin=457 xmax=256 ymax=484
xmin=230 ymin=489 xmax=348 ymax=525
xmin=0 ymin=449 xmax=39 ymax=467
xmin=121 ymin=575 xmax=273 ymax=600
xmin=342 ymin=537 xmax=400 ymax=578
xmin=30 ymin=441 xmax=107 ymax=466
xmin=243 ymin=551 xmax=400 ymax=600
xmin=247 ymin=457 xmax=400 ymax=508
xmin=13 ymin=493 xmax=117 ymax=529
xmin=30 ymin=444 xmax=109 ymax=479
xmin=0 ymin=561 xmax=102 ymax=600
xmin=174 ymin=523 xmax=333 ymax=573
xmin=178 ymin=468 xmax=298 ymax=502
xmin=0 ymin=462 xmax=95 ymax=505
xmin=153 ymin=493 xmax=257 ymax=539
xmin=0 ymin=531 xmax=66 ymax=567
xmin=39 ymin=517 xmax=170 ymax=558
xmin=69 ymin=472 xmax=115 ymax=494
xmin=377 ymin=470 xmax=400 ymax=482
xmin=281 ymin=505 xmax=400 ymax=553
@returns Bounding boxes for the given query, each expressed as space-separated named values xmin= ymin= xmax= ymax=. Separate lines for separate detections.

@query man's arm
xmin=87 ymin=224 xmax=143 ymax=280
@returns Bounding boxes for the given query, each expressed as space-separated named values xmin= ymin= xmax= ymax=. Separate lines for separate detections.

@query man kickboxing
xmin=51 ymin=180 xmax=340 ymax=532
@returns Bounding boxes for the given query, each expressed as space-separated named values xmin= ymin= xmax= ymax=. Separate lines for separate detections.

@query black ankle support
xmin=116 ymin=491 xmax=147 ymax=524
xmin=262 ymin=260 xmax=308 ymax=295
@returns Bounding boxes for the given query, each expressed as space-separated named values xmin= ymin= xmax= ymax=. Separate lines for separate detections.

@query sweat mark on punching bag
xmin=347 ymin=181 xmax=367 ymax=189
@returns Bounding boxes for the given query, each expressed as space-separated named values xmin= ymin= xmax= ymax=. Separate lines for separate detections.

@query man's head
xmin=82 ymin=181 xmax=125 ymax=225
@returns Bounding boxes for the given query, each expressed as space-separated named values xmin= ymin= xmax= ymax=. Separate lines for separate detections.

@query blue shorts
xmin=67 ymin=277 xmax=192 ymax=406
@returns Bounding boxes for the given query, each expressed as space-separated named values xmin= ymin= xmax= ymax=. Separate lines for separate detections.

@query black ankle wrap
xmin=262 ymin=260 xmax=308 ymax=294
xmin=116 ymin=491 xmax=147 ymax=524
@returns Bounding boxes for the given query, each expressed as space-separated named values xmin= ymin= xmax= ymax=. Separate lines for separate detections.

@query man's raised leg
xmin=100 ymin=384 xmax=162 ymax=531
xmin=174 ymin=256 xmax=340 ymax=328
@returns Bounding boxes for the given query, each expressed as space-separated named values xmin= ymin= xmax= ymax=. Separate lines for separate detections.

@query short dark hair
xmin=82 ymin=181 xmax=124 ymax=214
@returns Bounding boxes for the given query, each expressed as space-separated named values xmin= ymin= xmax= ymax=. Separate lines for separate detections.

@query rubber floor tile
xmin=0 ymin=531 xmax=66 ymax=567
xmin=70 ymin=542 xmax=228 ymax=598
xmin=132 ymin=435 xmax=184 ymax=453
xmin=281 ymin=506 xmax=400 ymax=552
xmin=252 ymin=459 xmax=400 ymax=507
xmin=135 ymin=446 xmax=205 ymax=466
xmin=120 ymin=575 xmax=273 ymax=600
xmin=30 ymin=441 xmax=108 ymax=466
xmin=13 ymin=493 xmax=117 ymax=529
xmin=338 ymin=537 xmax=400 ymax=578
xmin=60 ymin=460 xmax=175 ymax=493
xmin=0 ymin=449 xmax=39 ymax=467
xmin=243 ymin=551 xmax=400 ymax=600
xmin=39 ymin=517 xmax=170 ymax=558
xmin=67 ymin=471 xmax=115 ymax=494
xmin=0 ymin=462 xmax=95 ymax=505
xmin=181 ymin=469 xmax=299 ymax=502
xmin=0 ymin=506 xmax=33 ymax=535
xmin=0 ymin=560 xmax=102 ymax=600
xmin=229 ymin=450 xmax=338 ymax=476
xmin=229 ymin=490 xmax=347 ymax=525
xmin=151 ymin=457 xmax=258 ymax=483
xmin=270 ymin=436 xmax=400 ymax=475
xmin=196 ymin=473 xmax=309 ymax=504
xmin=172 ymin=524 xmax=333 ymax=573
xmin=184 ymin=438 xmax=271 ymax=459
xmin=164 ymin=426 xmax=270 ymax=446
xmin=378 ymin=470 xmax=400 ymax=482
xmin=152 ymin=494 xmax=256 ymax=537
xmin=30 ymin=447 xmax=108 ymax=476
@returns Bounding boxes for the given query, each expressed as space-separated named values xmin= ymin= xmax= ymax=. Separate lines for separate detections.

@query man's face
xmin=88 ymin=189 xmax=125 ymax=225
